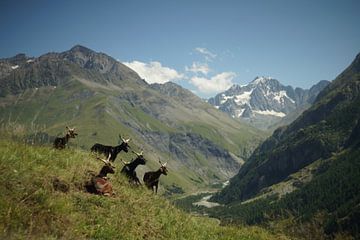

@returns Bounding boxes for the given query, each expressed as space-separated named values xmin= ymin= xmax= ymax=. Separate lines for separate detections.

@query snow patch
xmin=26 ymin=59 xmax=34 ymax=63
xmin=251 ymin=76 xmax=272 ymax=85
xmin=220 ymin=95 xmax=234 ymax=104
xmin=234 ymin=89 xmax=253 ymax=105
xmin=235 ymin=108 xmax=245 ymax=117
xmin=273 ymin=90 xmax=295 ymax=104
xmin=11 ymin=65 xmax=19 ymax=70
xmin=253 ymin=110 xmax=286 ymax=117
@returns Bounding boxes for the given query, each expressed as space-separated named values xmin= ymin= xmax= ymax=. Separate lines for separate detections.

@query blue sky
xmin=1 ymin=0 xmax=359 ymax=98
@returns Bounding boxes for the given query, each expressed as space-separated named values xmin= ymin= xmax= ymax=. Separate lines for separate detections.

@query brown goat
xmin=87 ymin=154 xmax=115 ymax=196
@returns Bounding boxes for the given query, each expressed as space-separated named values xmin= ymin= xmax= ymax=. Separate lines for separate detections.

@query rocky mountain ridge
xmin=208 ymin=76 xmax=330 ymax=129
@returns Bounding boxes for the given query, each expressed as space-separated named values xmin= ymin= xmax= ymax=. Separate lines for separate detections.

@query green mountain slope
xmin=210 ymin=53 xmax=360 ymax=238
xmin=0 ymin=138 xmax=288 ymax=240
xmin=0 ymin=45 xmax=265 ymax=195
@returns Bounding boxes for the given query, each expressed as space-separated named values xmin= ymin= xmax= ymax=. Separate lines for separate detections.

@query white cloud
xmin=195 ymin=47 xmax=217 ymax=61
xmin=190 ymin=72 xmax=236 ymax=94
xmin=123 ymin=60 xmax=183 ymax=84
xmin=185 ymin=62 xmax=210 ymax=75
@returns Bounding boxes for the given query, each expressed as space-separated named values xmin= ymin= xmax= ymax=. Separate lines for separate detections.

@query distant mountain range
xmin=211 ymin=52 xmax=360 ymax=238
xmin=208 ymin=77 xmax=330 ymax=130
xmin=0 ymin=45 xmax=265 ymax=194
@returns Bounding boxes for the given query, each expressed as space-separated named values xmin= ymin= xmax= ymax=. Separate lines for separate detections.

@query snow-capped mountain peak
xmin=207 ymin=76 xmax=330 ymax=129
xmin=250 ymin=76 xmax=273 ymax=85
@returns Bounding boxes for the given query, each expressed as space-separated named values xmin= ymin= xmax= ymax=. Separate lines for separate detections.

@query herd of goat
xmin=53 ymin=126 xmax=168 ymax=196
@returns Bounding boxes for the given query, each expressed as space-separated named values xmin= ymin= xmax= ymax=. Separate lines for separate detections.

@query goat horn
xmin=97 ymin=157 xmax=110 ymax=165
xmin=106 ymin=153 xmax=111 ymax=162
xmin=163 ymin=162 xmax=167 ymax=167
xmin=125 ymin=138 xmax=131 ymax=143
xmin=119 ymin=134 xmax=126 ymax=142
xmin=132 ymin=150 xmax=142 ymax=156
xmin=121 ymin=159 xmax=130 ymax=165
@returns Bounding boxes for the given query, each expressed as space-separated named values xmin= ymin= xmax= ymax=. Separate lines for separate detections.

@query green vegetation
xmin=205 ymin=147 xmax=360 ymax=239
xmin=0 ymin=137 xmax=287 ymax=240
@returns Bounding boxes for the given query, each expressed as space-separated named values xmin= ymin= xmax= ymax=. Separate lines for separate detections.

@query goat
xmin=143 ymin=160 xmax=168 ymax=194
xmin=90 ymin=135 xmax=131 ymax=162
xmin=86 ymin=154 xmax=115 ymax=196
xmin=121 ymin=150 xmax=146 ymax=185
xmin=53 ymin=126 xmax=78 ymax=149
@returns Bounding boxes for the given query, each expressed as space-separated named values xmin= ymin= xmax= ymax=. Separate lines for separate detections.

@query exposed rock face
xmin=208 ymin=77 xmax=330 ymax=129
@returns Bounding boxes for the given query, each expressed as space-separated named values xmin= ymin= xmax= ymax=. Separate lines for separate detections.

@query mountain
xmin=0 ymin=45 xmax=265 ymax=195
xmin=211 ymin=53 xmax=360 ymax=238
xmin=208 ymin=77 xmax=330 ymax=130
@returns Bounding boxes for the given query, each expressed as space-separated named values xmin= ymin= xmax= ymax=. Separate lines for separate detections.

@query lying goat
xmin=91 ymin=135 xmax=130 ymax=162
xmin=86 ymin=154 xmax=115 ymax=196
xmin=53 ymin=126 xmax=78 ymax=149
xmin=143 ymin=160 xmax=168 ymax=194
xmin=121 ymin=151 xmax=146 ymax=185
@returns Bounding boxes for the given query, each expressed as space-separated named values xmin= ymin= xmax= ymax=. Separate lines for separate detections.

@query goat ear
xmin=66 ymin=126 xmax=69 ymax=130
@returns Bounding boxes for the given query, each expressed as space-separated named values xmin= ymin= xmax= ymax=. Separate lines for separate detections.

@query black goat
xmin=86 ymin=154 xmax=115 ymax=196
xmin=53 ymin=126 xmax=78 ymax=149
xmin=121 ymin=151 xmax=146 ymax=185
xmin=91 ymin=135 xmax=130 ymax=162
xmin=143 ymin=160 xmax=168 ymax=194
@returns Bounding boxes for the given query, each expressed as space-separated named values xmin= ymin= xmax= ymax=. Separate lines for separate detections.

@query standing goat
xmin=86 ymin=154 xmax=115 ymax=196
xmin=121 ymin=151 xmax=146 ymax=185
xmin=53 ymin=126 xmax=78 ymax=149
xmin=143 ymin=160 xmax=168 ymax=194
xmin=91 ymin=135 xmax=131 ymax=162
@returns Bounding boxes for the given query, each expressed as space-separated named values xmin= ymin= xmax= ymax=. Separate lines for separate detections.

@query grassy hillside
xmin=0 ymin=137 xmax=286 ymax=240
